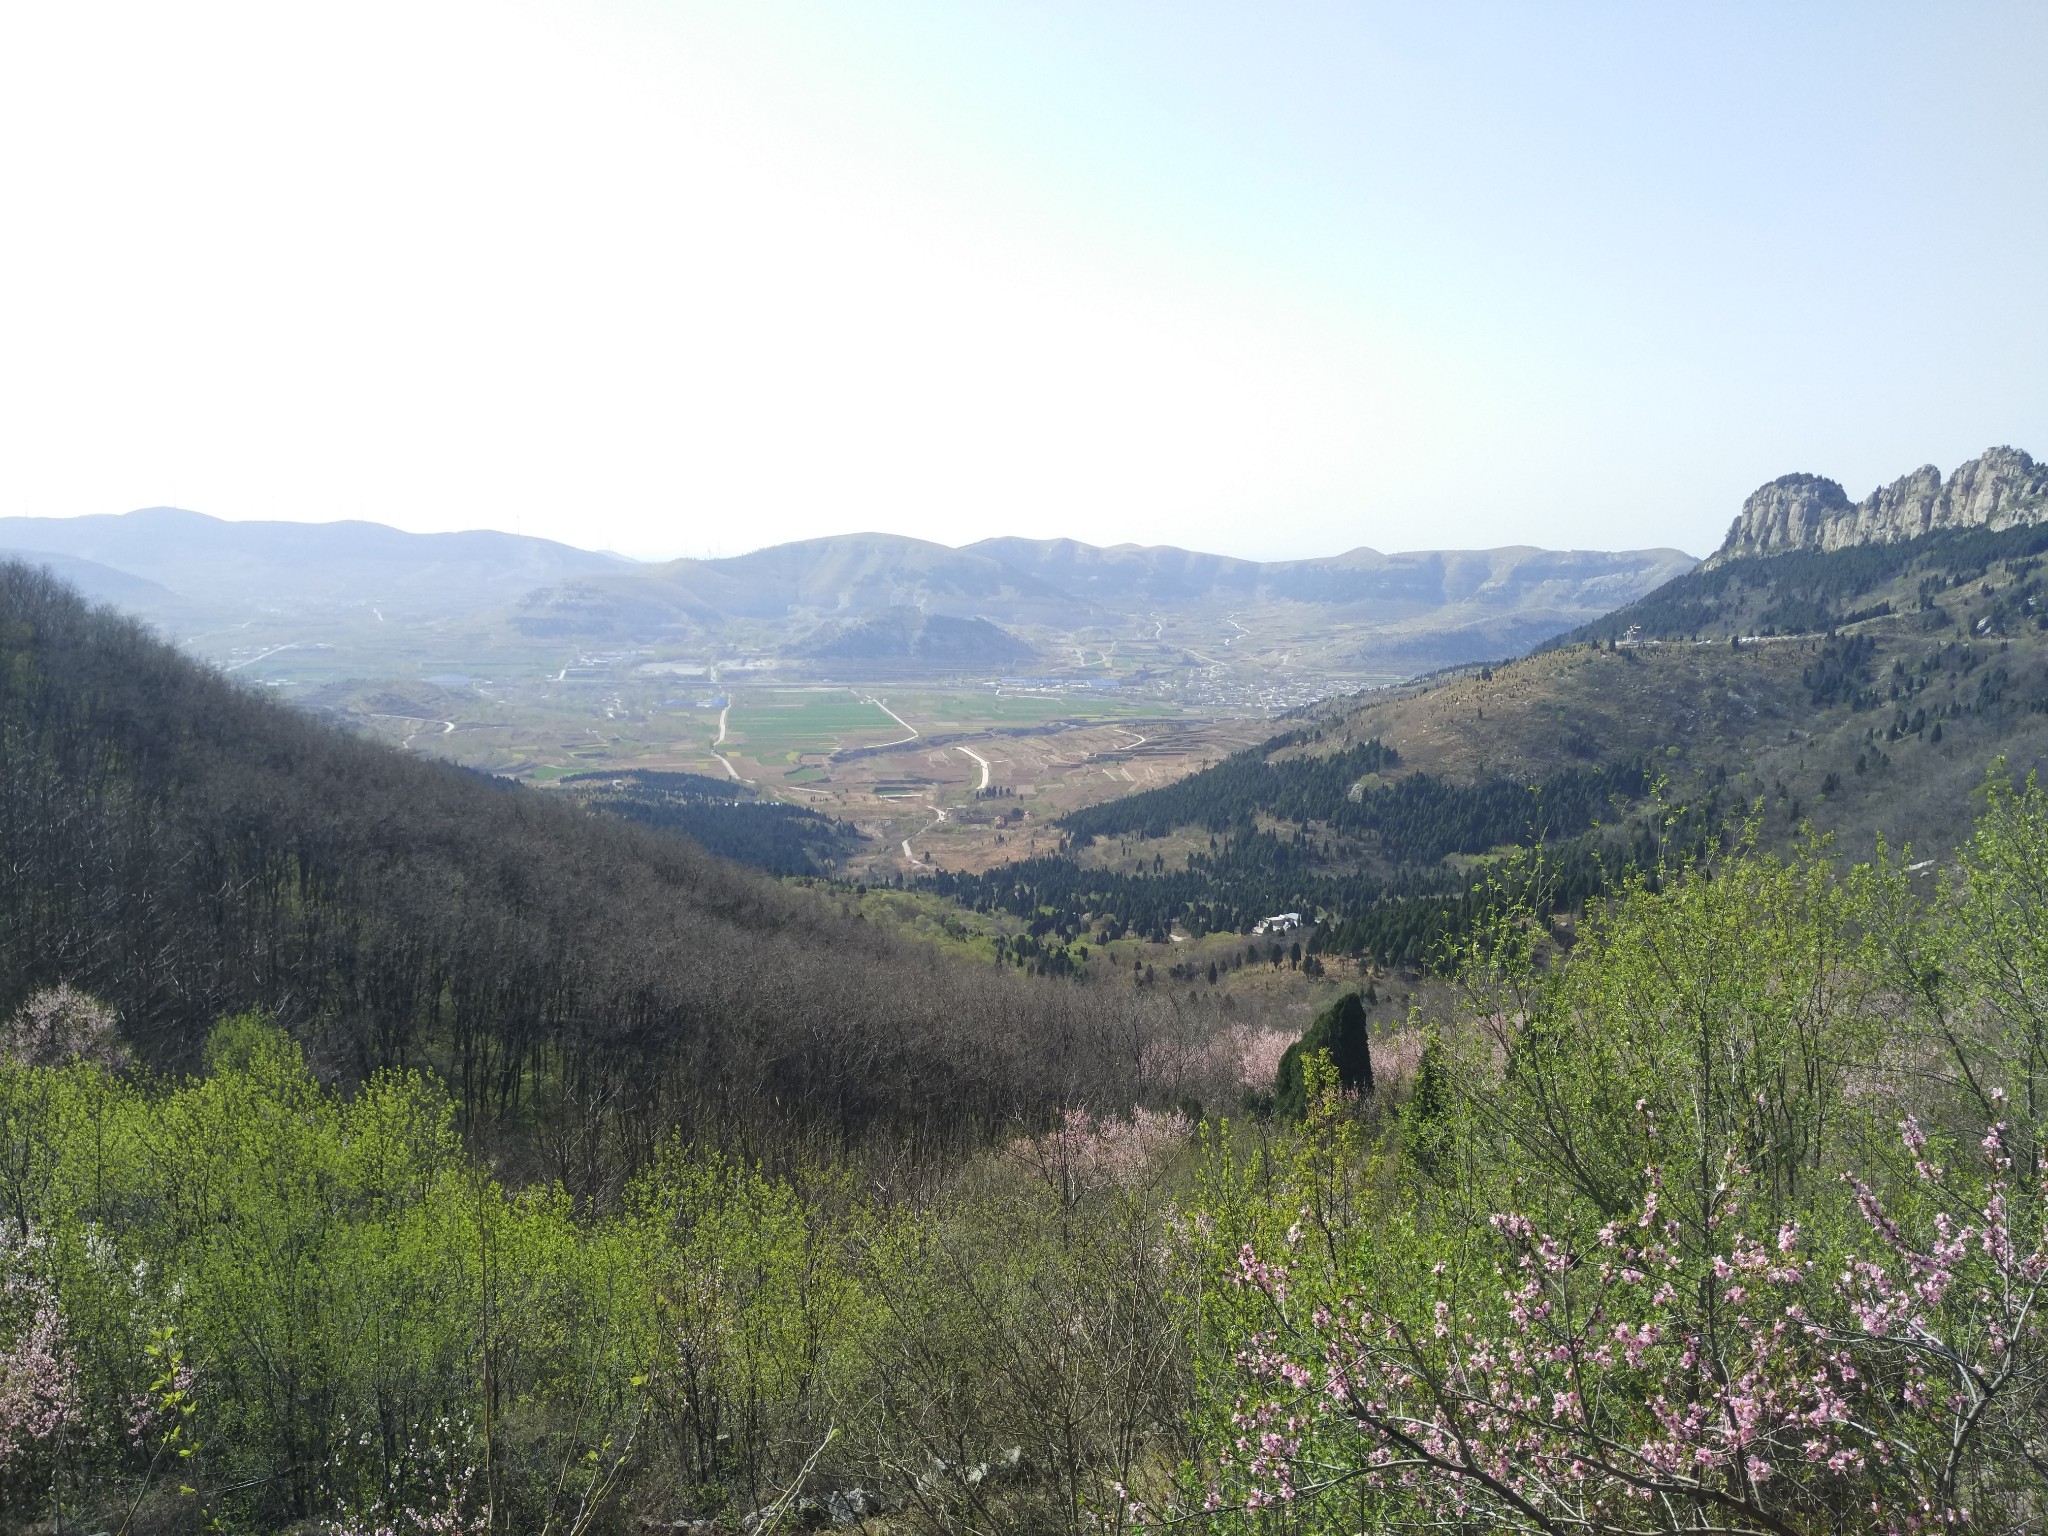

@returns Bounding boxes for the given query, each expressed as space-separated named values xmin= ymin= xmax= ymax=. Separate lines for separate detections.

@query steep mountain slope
xmin=1324 ymin=625 xmax=2047 ymax=860
xmin=1254 ymin=448 xmax=2048 ymax=862
xmin=1566 ymin=450 xmax=2048 ymax=648
xmin=936 ymin=617 xmax=2048 ymax=973
xmin=0 ymin=561 xmax=1171 ymax=1166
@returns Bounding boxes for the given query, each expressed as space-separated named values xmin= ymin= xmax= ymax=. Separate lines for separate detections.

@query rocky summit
xmin=1707 ymin=445 xmax=2048 ymax=565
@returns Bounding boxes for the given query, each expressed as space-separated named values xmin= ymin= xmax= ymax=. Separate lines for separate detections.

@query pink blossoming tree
xmin=0 ymin=1225 xmax=84 ymax=1501
xmin=1008 ymin=1106 xmax=1192 ymax=1206
xmin=1197 ymin=1116 xmax=2045 ymax=1534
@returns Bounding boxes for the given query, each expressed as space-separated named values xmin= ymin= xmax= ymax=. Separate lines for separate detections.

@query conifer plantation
xmin=5 ymin=565 xmax=2047 ymax=1533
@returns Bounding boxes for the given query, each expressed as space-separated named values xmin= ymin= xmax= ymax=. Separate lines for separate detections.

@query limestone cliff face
xmin=1706 ymin=447 xmax=2048 ymax=566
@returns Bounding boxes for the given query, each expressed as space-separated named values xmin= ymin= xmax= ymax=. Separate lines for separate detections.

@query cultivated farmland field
xmin=725 ymin=691 xmax=902 ymax=756
xmin=301 ymin=667 xmax=1265 ymax=881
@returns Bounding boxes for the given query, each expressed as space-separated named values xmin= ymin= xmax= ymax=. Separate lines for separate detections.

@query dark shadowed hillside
xmin=560 ymin=768 xmax=862 ymax=876
xmin=0 ymin=562 xmax=1173 ymax=1181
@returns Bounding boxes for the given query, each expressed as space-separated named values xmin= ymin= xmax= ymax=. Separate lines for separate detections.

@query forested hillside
xmin=926 ymin=746 xmax=1665 ymax=961
xmin=919 ymin=521 xmax=2048 ymax=986
xmin=0 ymin=563 xmax=1176 ymax=1173
xmin=8 ymin=527 xmax=2048 ymax=1535
xmin=559 ymin=769 xmax=860 ymax=877
xmin=918 ymin=715 xmax=1676 ymax=971
xmin=1558 ymin=516 xmax=2048 ymax=646
xmin=6 ymin=778 xmax=2046 ymax=1533
xmin=1058 ymin=734 xmax=1400 ymax=840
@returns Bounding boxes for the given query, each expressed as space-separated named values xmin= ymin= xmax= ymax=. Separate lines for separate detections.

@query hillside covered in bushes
xmin=7 ymin=557 xmax=2048 ymax=1534
xmin=5 ymin=774 xmax=2047 ymax=1532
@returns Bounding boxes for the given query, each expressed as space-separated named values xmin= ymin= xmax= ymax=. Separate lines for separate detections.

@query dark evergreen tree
xmin=1406 ymin=1030 xmax=1456 ymax=1172
xmin=1274 ymin=991 xmax=1373 ymax=1118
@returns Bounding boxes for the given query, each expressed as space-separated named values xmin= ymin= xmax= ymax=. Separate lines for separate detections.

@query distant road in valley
xmin=365 ymin=712 xmax=456 ymax=751
xmin=710 ymin=702 xmax=750 ymax=782
xmin=901 ymin=802 xmax=948 ymax=864
xmin=860 ymin=692 xmax=921 ymax=748
xmin=223 ymin=643 xmax=296 ymax=673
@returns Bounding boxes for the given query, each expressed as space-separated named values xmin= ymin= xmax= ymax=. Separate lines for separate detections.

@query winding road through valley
xmin=710 ymin=703 xmax=751 ymax=783
xmin=858 ymin=691 xmax=921 ymax=748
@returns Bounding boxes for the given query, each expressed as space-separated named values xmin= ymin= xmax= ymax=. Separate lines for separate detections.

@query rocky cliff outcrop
xmin=1707 ymin=446 xmax=2048 ymax=566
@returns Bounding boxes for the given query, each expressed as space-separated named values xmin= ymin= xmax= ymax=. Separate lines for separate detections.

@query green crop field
xmin=726 ymin=691 xmax=901 ymax=754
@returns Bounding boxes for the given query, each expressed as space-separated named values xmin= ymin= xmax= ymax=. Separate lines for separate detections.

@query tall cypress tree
xmin=1274 ymin=990 xmax=1373 ymax=1118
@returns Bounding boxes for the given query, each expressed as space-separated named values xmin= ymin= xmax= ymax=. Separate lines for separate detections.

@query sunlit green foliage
xmin=7 ymin=772 xmax=2048 ymax=1533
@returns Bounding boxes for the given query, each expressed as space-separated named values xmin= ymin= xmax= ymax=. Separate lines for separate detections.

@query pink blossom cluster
xmin=327 ymin=1475 xmax=491 ymax=1536
xmin=1229 ymin=1029 xmax=1293 ymax=1092
xmin=1006 ymin=1105 xmax=1192 ymax=1201
xmin=1183 ymin=1121 xmax=2048 ymax=1533
xmin=0 ymin=1232 xmax=83 ymax=1472
xmin=1367 ymin=1028 xmax=1426 ymax=1093
xmin=1140 ymin=1026 xmax=1294 ymax=1099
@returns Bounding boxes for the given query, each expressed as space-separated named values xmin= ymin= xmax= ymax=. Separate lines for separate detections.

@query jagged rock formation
xmin=1708 ymin=447 xmax=2048 ymax=566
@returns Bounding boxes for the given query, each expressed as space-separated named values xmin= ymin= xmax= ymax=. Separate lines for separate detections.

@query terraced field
xmin=890 ymin=690 xmax=1154 ymax=729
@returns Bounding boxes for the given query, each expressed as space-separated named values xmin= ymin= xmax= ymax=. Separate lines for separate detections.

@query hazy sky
xmin=2 ymin=2 xmax=2043 ymax=562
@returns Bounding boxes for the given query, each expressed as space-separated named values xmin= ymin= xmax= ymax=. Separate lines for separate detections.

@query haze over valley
xmin=11 ymin=446 xmax=2044 ymax=889
xmin=0 ymin=507 xmax=1694 ymax=877
xmin=0 ymin=508 xmax=1692 ymax=697
xmin=4 ymin=5 xmax=2048 ymax=1533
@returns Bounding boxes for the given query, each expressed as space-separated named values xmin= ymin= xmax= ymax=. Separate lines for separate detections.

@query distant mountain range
xmin=796 ymin=606 xmax=1039 ymax=667
xmin=509 ymin=532 xmax=1697 ymax=674
xmin=0 ymin=507 xmax=1695 ymax=682
xmin=0 ymin=506 xmax=628 ymax=624
xmin=515 ymin=534 xmax=1695 ymax=631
